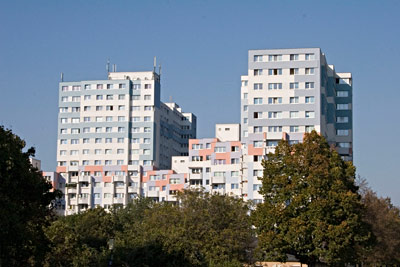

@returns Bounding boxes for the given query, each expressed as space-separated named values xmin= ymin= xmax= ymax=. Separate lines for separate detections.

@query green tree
xmin=44 ymin=207 xmax=113 ymax=266
xmin=252 ymin=131 xmax=373 ymax=266
xmin=0 ymin=126 xmax=60 ymax=266
xmin=357 ymin=179 xmax=400 ymax=265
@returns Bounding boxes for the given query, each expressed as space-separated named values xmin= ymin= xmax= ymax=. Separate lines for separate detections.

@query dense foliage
xmin=44 ymin=190 xmax=254 ymax=266
xmin=252 ymin=131 xmax=373 ymax=266
xmin=0 ymin=126 xmax=60 ymax=266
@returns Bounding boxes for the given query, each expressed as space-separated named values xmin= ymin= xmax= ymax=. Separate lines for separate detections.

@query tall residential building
xmin=240 ymin=48 xmax=353 ymax=202
xmin=56 ymin=70 xmax=196 ymax=214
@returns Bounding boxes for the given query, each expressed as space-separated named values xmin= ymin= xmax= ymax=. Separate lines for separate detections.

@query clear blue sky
xmin=1 ymin=0 xmax=399 ymax=205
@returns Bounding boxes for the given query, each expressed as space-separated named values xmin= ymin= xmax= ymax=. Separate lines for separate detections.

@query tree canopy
xmin=252 ymin=131 xmax=373 ymax=265
xmin=0 ymin=126 xmax=60 ymax=265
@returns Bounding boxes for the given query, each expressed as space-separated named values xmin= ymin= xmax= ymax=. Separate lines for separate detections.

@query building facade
xmin=55 ymin=70 xmax=196 ymax=214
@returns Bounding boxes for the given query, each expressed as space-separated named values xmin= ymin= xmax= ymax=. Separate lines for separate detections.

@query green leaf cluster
xmin=252 ymin=131 xmax=373 ymax=265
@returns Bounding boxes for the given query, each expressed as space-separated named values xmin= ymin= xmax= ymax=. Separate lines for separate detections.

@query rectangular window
xmin=84 ymin=95 xmax=91 ymax=100
xmin=144 ymin=84 xmax=152 ymax=89
xmin=253 ymin=98 xmax=263 ymax=104
xmin=268 ymin=126 xmax=282 ymax=132
xmin=268 ymin=97 xmax=282 ymax=104
xmin=305 ymin=96 xmax=315 ymax=103
xmin=268 ymin=83 xmax=282 ymax=90
xmin=268 ymin=55 xmax=282 ymax=62
xmin=231 ymin=158 xmax=239 ymax=164
xmin=106 ymin=95 xmax=113 ymax=100
xmin=118 ymin=94 xmax=125 ymax=100
xmin=268 ymin=111 xmax=282 ymax=119
xmin=337 ymin=104 xmax=349 ymax=110
xmin=305 ymin=53 xmax=315 ymax=60
xmin=305 ymin=82 xmax=315 ymax=89
xmin=214 ymin=147 xmax=226 ymax=153
xmin=118 ymin=105 xmax=125 ymax=111
xmin=254 ymin=83 xmax=263 ymax=90
xmin=337 ymin=129 xmax=349 ymax=136
xmin=254 ymin=69 xmax=263 ymax=76
xmin=96 ymin=95 xmax=103 ymax=100
xmin=305 ymin=68 xmax=315 ymax=75
xmin=290 ymin=111 xmax=299 ymax=118
xmin=290 ymin=97 xmax=299 ymax=104
xmin=305 ymin=111 xmax=315 ymax=118
xmin=253 ymin=141 xmax=263 ymax=148
xmin=96 ymin=106 xmax=103 ymax=111
xmin=144 ymin=95 xmax=151 ymax=100
xmin=97 ymin=84 xmax=103 ymax=90
xmin=254 ymin=126 xmax=263 ymax=133
xmin=144 ymin=127 xmax=151 ymax=133
xmin=336 ymin=91 xmax=349 ymax=97
xmin=290 ymin=82 xmax=299 ymax=89
xmin=118 ymin=116 xmax=125 ymax=122
xmin=132 ymin=84 xmax=141 ymax=90
xmin=337 ymin=116 xmax=349 ymax=123
xmin=106 ymin=116 xmax=112 ymax=122
xmin=290 ymin=68 xmax=299 ymax=75
xmin=290 ymin=126 xmax=299 ymax=132
xmin=254 ymin=55 xmax=263 ymax=62
xmin=231 ymin=183 xmax=239 ymax=189
xmin=290 ymin=54 xmax=299 ymax=61
xmin=254 ymin=112 xmax=262 ymax=119
xmin=243 ymin=105 xmax=248 ymax=111
xmin=107 ymin=84 xmax=113 ymax=89
xmin=268 ymin=68 xmax=282 ymax=75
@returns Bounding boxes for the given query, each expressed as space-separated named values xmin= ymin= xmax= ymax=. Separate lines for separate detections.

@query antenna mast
xmin=60 ymin=72 xmax=64 ymax=82
xmin=106 ymin=59 xmax=110 ymax=73
xmin=153 ymin=56 xmax=157 ymax=73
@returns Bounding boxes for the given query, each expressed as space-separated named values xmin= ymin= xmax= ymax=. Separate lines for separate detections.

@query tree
xmin=0 ymin=126 xmax=60 ymax=266
xmin=357 ymin=179 xmax=400 ymax=265
xmin=252 ymin=131 xmax=373 ymax=266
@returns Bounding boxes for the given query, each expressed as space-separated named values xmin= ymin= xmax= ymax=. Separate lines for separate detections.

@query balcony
xmin=128 ymin=186 xmax=139 ymax=194
xmin=147 ymin=190 xmax=159 ymax=198
xmin=212 ymin=188 xmax=225 ymax=195
xmin=70 ymin=177 xmax=78 ymax=183
xmin=211 ymin=176 xmax=225 ymax=184
xmin=190 ymin=173 xmax=203 ymax=180
xmin=78 ymin=198 xmax=90 ymax=205
xmin=66 ymin=187 xmax=77 ymax=194
xmin=113 ymin=175 xmax=126 ymax=182
xmin=79 ymin=176 xmax=90 ymax=182
xmin=113 ymin=198 xmax=125 ymax=205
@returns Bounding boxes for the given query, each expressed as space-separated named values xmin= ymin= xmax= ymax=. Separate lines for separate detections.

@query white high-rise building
xmin=56 ymin=70 xmax=196 ymax=214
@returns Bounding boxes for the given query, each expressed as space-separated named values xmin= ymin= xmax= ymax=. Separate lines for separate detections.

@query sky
xmin=0 ymin=0 xmax=399 ymax=205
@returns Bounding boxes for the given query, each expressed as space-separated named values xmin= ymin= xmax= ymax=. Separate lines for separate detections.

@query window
xmin=337 ymin=142 xmax=351 ymax=148
xmin=254 ymin=98 xmax=263 ymax=104
xmin=59 ymin=107 xmax=68 ymax=113
xmin=254 ymin=69 xmax=263 ymax=76
xmin=192 ymin=156 xmax=203 ymax=162
xmin=305 ymin=82 xmax=315 ymax=89
xmin=290 ymin=54 xmax=299 ymax=61
xmin=253 ymin=184 xmax=262 ymax=191
xmin=60 ymin=128 xmax=67 ymax=134
xmin=71 ymin=128 xmax=80 ymax=134
xmin=104 ymin=193 xmax=112 ymax=198
xmin=336 ymin=91 xmax=349 ymax=97
xmin=84 ymin=117 xmax=90 ymax=122
xmin=97 ymin=84 xmax=103 ymax=90
xmin=290 ymin=82 xmax=299 ymax=89
xmin=243 ymin=118 xmax=248 ymax=124
xmin=144 ymin=84 xmax=152 ymax=89
xmin=118 ymin=127 xmax=125 ymax=133
xmin=268 ymin=126 xmax=282 ymax=132
xmin=144 ymin=127 xmax=151 ymax=133
xmin=337 ymin=129 xmax=349 ymax=136
xmin=60 ymin=139 xmax=67 ymax=145
xmin=290 ymin=68 xmax=299 ymax=75
xmin=267 ymin=140 xmax=279 ymax=147
xmin=96 ymin=106 xmax=103 ymax=111
xmin=144 ymin=138 xmax=150 ymax=144
xmin=104 ymin=149 xmax=111 ymax=155
xmin=132 ymin=95 xmax=140 ymax=100
xmin=84 ymin=95 xmax=91 ymax=100
xmin=305 ymin=111 xmax=315 ymax=118
xmin=254 ymin=55 xmax=263 ymax=62
xmin=305 ymin=68 xmax=315 ymax=75
xmin=84 ymin=84 xmax=91 ymax=90
xmin=118 ymin=105 xmax=125 ymax=110
xmin=118 ymin=116 xmax=125 ymax=122
xmin=231 ymin=171 xmax=239 ymax=177
xmin=106 ymin=94 xmax=113 ymax=100
xmin=132 ymin=127 xmax=139 ymax=133
xmin=268 ymin=68 xmax=282 ymax=75
xmin=254 ymin=83 xmax=263 ymax=90
xmin=243 ymin=93 xmax=248 ymax=99
xmin=254 ymin=126 xmax=263 ymax=133
xmin=214 ymin=147 xmax=226 ymax=153
xmin=268 ymin=97 xmax=282 ymax=104
xmin=254 ymin=141 xmax=263 ymax=148
xmin=118 ymin=94 xmax=125 ymax=100
xmin=268 ymin=54 xmax=282 ymax=61
xmin=144 ymin=116 xmax=151 ymax=122
xmin=95 ymin=138 xmax=102 ymax=144
xmin=144 ymin=95 xmax=151 ymax=100
xmin=231 ymin=146 xmax=239 ymax=152
xmin=94 ymin=149 xmax=101 ymax=155
xmin=144 ymin=106 xmax=152 ymax=111
xmin=305 ymin=96 xmax=315 ymax=103
xmin=268 ymin=111 xmax=282 ymax=119
xmin=143 ymin=149 xmax=150 ymax=155
xmin=243 ymin=105 xmax=248 ymax=111
xmin=231 ymin=158 xmax=240 ymax=164
xmin=242 ymin=80 xmax=248 ymax=87
xmin=290 ymin=126 xmax=299 ymax=132
xmin=231 ymin=184 xmax=239 ymax=189
xmin=132 ymin=116 xmax=140 ymax=122
xmin=243 ymin=130 xmax=248 ymax=137
xmin=305 ymin=53 xmax=315 ymax=60
xmin=95 ymin=127 xmax=102 ymax=133
xmin=131 ymin=106 xmax=140 ymax=111
xmin=290 ymin=111 xmax=299 ymax=118
xmin=83 ymin=149 xmax=89 ymax=154
xmin=305 ymin=126 xmax=315 ymax=133
xmin=83 ymin=138 xmax=89 ymax=144
xmin=59 ymin=150 xmax=66 ymax=156
xmin=254 ymin=112 xmax=262 ymax=119
xmin=94 ymin=160 xmax=101 ymax=165
xmin=61 ymin=96 xmax=68 ymax=102
xmin=84 ymin=106 xmax=91 ymax=111
xmin=60 ymin=118 xmax=68 ymax=124
xmin=253 ymin=170 xmax=263 ymax=176
xmin=214 ymin=159 xmax=226 ymax=165
xmin=290 ymin=97 xmax=299 ymax=104
xmin=337 ymin=104 xmax=349 ymax=110
xmin=133 ymin=84 xmax=141 ymax=90
xmin=96 ymin=95 xmax=103 ymax=100
xmin=104 ymin=160 xmax=111 ymax=166
xmin=107 ymin=84 xmax=113 ymax=89
xmin=337 ymin=116 xmax=349 ymax=123
xmin=71 ymin=107 xmax=80 ymax=112
xmin=119 ymin=84 xmax=126 ymax=89
xmin=192 ymin=144 xmax=203 ymax=150
xmin=268 ymin=83 xmax=282 ymax=90
xmin=82 ymin=160 xmax=89 ymax=166
xmin=61 ymin=86 xmax=68 ymax=91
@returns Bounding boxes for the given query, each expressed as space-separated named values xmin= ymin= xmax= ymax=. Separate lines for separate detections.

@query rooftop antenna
xmin=113 ymin=64 xmax=116 ymax=72
xmin=159 ymin=64 xmax=162 ymax=78
xmin=60 ymin=72 xmax=64 ymax=82
xmin=106 ymin=59 xmax=110 ymax=73
xmin=153 ymin=56 xmax=157 ymax=73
